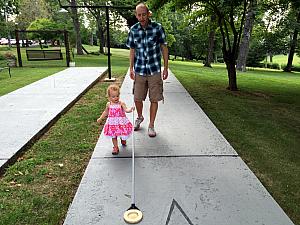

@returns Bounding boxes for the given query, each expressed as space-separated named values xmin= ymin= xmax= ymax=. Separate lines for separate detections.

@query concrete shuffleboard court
xmin=63 ymin=70 xmax=294 ymax=225
xmin=0 ymin=67 xmax=107 ymax=171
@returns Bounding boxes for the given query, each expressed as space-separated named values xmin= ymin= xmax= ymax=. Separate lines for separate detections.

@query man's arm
xmin=161 ymin=44 xmax=169 ymax=80
xmin=129 ymin=48 xmax=135 ymax=80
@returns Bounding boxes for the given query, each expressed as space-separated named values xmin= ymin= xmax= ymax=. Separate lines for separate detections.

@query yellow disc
xmin=123 ymin=209 xmax=143 ymax=224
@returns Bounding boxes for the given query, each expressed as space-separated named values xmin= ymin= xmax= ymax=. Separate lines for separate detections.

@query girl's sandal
xmin=112 ymin=146 xmax=119 ymax=155
xmin=121 ymin=140 xmax=127 ymax=146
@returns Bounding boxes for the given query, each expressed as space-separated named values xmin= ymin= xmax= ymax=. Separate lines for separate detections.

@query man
xmin=126 ymin=2 xmax=169 ymax=137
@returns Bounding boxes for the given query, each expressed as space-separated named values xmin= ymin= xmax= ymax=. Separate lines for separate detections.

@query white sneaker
xmin=148 ymin=127 xmax=156 ymax=137
xmin=134 ymin=116 xmax=144 ymax=131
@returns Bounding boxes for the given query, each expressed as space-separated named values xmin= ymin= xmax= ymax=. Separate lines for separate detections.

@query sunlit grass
xmin=170 ymin=60 xmax=300 ymax=224
xmin=0 ymin=47 xmax=128 ymax=225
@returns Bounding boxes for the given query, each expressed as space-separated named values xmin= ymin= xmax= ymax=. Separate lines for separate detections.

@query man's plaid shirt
xmin=126 ymin=20 xmax=167 ymax=76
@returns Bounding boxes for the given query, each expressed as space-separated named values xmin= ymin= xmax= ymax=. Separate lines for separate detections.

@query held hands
xmin=127 ymin=106 xmax=135 ymax=113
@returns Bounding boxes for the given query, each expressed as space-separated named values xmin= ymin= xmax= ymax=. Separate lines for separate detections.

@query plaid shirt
xmin=126 ymin=20 xmax=167 ymax=76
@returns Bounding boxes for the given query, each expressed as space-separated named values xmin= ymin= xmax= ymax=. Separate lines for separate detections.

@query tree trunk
xmin=70 ymin=0 xmax=83 ymax=55
xmin=96 ymin=16 xmax=105 ymax=54
xmin=38 ymin=39 xmax=43 ymax=49
xmin=236 ymin=9 xmax=255 ymax=72
xmin=226 ymin=61 xmax=238 ymax=91
xmin=90 ymin=33 xmax=93 ymax=46
xmin=284 ymin=10 xmax=300 ymax=72
xmin=224 ymin=51 xmax=238 ymax=91
xmin=204 ymin=16 xmax=216 ymax=67
xmin=204 ymin=30 xmax=215 ymax=67
xmin=184 ymin=42 xmax=193 ymax=60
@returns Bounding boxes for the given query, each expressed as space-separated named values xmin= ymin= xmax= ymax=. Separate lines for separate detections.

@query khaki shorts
xmin=133 ymin=73 xmax=163 ymax=102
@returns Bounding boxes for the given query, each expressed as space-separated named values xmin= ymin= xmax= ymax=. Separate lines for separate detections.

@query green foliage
xmin=27 ymin=18 xmax=65 ymax=41
xmin=15 ymin=0 xmax=51 ymax=30
xmin=110 ymin=29 xmax=129 ymax=48
xmin=152 ymin=2 xmax=219 ymax=61
xmin=247 ymin=41 xmax=266 ymax=67
xmin=0 ymin=21 xmax=7 ymax=37
xmin=0 ymin=54 xmax=5 ymax=60
xmin=0 ymin=0 xmax=20 ymax=17
xmin=77 ymin=26 xmax=92 ymax=45
xmin=0 ymin=20 xmax=17 ymax=39
xmin=28 ymin=18 xmax=63 ymax=31
xmin=282 ymin=65 xmax=300 ymax=72
xmin=265 ymin=62 xmax=280 ymax=70
xmin=151 ymin=2 xmax=176 ymax=47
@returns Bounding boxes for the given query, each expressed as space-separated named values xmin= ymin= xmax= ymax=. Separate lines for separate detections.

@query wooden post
xmin=64 ymin=30 xmax=70 ymax=67
xmin=15 ymin=30 xmax=22 ymax=67
xmin=106 ymin=6 xmax=112 ymax=79
xmin=103 ymin=6 xmax=116 ymax=81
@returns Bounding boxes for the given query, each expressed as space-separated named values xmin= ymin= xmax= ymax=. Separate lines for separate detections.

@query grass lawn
xmin=0 ymin=46 xmax=125 ymax=96
xmin=271 ymin=54 xmax=300 ymax=66
xmin=0 ymin=47 xmax=299 ymax=224
xmin=0 ymin=47 xmax=128 ymax=225
xmin=0 ymin=67 xmax=63 ymax=96
xmin=0 ymin=46 xmax=67 ymax=96
xmin=170 ymin=60 xmax=300 ymax=224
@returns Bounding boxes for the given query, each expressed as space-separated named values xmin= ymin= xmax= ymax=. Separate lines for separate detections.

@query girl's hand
xmin=127 ymin=106 xmax=135 ymax=113
xmin=96 ymin=118 xmax=102 ymax=124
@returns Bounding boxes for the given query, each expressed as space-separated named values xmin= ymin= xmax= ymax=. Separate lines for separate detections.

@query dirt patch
xmin=230 ymin=90 xmax=272 ymax=99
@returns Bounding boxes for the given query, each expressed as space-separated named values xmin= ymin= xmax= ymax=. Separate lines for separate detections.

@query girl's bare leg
xmin=112 ymin=137 xmax=118 ymax=147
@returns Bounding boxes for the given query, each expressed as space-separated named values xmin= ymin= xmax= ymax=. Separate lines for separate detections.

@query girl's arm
xmin=121 ymin=101 xmax=134 ymax=113
xmin=97 ymin=102 xmax=109 ymax=123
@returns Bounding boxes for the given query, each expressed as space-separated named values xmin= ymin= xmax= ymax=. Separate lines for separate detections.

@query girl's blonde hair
xmin=107 ymin=84 xmax=120 ymax=97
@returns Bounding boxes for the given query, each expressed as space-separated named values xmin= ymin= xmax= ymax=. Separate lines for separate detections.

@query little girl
xmin=97 ymin=84 xmax=134 ymax=155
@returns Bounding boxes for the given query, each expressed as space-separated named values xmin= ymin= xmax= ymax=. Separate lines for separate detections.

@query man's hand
xmin=162 ymin=68 xmax=168 ymax=80
xmin=130 ymin=69 xmax=135 ymax=80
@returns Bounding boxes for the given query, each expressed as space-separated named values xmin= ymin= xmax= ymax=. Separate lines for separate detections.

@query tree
xmin=0 ymin=0 xmax=19 ymax=21
xmin=236 ymin=0 xmax=257 ymax=72
xmin=48 ymin=0 xmax=84 ymax=54
xmin=109 ymin=0 xmax=138 ymax=27
xmin=152 ymin=0 xmax=250 ymax=91
xmin=284 ymin=0 xmax=300 ymax=72
xmin=69 ymin=0 xmax=83 ymax=54
xmin=151 ymin=2 xmax=176 ymax=50
xmin=204 ymin=15 xmax=216 ymax=67
xmin=16 ymin=0 xmax=50 ymax=30
xmin=83 ymin=0 xmax=106 ymax=54
xmin=0 ymin=0 xmax=20 ymax=44
xmin=27 ymin=18 xmax=64 ymax=47
xmin=259 ymin=4 xmax=289 ymax=62
xmin=82 ymin=0 xmax=135 ymax=54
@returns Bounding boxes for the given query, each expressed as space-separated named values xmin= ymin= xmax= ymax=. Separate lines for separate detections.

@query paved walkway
xmin=63 ymin=71 xmax=294 ymax=225
xmin=0 ymin=67 xmax=107 ymax=171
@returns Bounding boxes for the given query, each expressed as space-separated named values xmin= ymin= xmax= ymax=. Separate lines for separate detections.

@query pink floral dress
xmin=103 ymin=102 xmax=133 ymax=140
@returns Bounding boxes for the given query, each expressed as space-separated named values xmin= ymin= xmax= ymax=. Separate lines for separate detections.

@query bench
xmin=26 ymin=49 xmax=63 ymax=61
xmin=0 ymin=61 xmax=11 ymax=78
